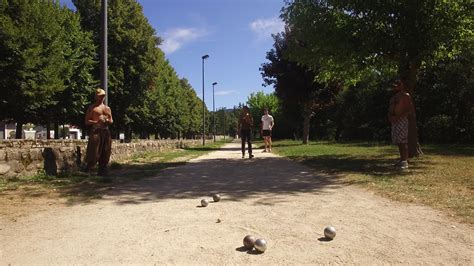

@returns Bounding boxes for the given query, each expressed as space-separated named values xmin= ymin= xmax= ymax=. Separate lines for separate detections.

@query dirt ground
xmin=0 ymin=142 xmax=473 ymax=264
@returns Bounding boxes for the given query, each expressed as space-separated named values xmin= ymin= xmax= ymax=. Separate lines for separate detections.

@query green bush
xmin=423 ymin=115 xmax=454 ymax=142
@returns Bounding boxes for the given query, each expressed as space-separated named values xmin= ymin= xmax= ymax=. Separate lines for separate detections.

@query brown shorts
xmin=391 ymin=117 xmax=408 ymax=144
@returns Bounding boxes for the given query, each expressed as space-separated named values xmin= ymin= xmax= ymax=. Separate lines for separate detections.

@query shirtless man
xmin=388 ymin=79 xmax=414 ymax=169
xmin=84 ymin=88 xmax=113 ymax=176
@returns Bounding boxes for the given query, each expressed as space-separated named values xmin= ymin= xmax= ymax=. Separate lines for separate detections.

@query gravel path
xmin=1 ymin=142 xmax=472 ymax=264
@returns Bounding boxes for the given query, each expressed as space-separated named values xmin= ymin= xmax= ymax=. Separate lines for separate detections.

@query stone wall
xmin=0 ymin=139 xmax=201 ymax=179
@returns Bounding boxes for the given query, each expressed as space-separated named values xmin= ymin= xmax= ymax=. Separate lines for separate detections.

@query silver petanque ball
xmin=254 ymin=238 xmax=267 ymax=253
xmin=243 ymin=235 xmax=256 ymax=249
xmin=324 ymin=226 xmax=336 ymax=239
xmin=201 ymin=199 xmax=209 ymax=207
xmin=213 ymin=193 xmax=221 ymax=202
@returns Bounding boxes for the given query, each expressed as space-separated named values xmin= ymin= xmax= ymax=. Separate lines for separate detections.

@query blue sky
xmin=59 ymin=0 xmax=285 ymax=109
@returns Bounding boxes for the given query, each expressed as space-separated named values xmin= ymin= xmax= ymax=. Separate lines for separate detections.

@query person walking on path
xmin=261 ymin=108 xmax=274 ymax=152
xmin=388 ymin=79 xmax=414 ymax=169
xmin=84 ymin=88 xmax=114 ymax=176
xmin=238 ymin=106 xmax=254 ymax=158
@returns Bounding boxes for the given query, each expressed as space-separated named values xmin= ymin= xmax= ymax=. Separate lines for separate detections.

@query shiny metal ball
xmin=324 ymin=226 xmax=336 ymax=239
xmin=201 ymin=199 xmax=209 ymax=207
xmin=243 ymin=235 xmax=256 ymax=249
xmin=212 ymin=194 xmax=221 ymax=202
xmin=254 ymin=238 xmax=267 ymax=253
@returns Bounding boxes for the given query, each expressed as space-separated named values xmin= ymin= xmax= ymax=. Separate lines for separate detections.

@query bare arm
xmin=84 ymin=106 xmax=96 ymax=126
xmin=105 ymin=106 xmax=113 ymax=124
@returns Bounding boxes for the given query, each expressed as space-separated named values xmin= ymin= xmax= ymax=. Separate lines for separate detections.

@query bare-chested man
xmin=388 ymin=79 xmax=414 ymax=169
xmin=84 ymin=88 xmax=113 ymax=176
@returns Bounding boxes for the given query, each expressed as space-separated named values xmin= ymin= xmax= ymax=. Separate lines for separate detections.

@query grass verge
xmin=269 ymin=140 xmax=473 ymax=224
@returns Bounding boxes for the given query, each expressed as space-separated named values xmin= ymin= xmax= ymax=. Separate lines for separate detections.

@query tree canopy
xmin=0 ymin=0 xmax=209 ymax=140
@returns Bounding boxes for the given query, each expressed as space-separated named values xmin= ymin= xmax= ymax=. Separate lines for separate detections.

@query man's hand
xmin=99 ymin=115 xmax=106 ymax=124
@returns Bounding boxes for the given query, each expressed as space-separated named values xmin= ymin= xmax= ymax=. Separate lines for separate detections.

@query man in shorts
xmin=388 ymin=80 xmax=414 ymax=169
xmin=261 ymin=108 xmax=274 ymax=152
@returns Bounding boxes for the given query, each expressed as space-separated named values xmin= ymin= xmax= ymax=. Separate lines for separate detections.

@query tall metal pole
xmin=212 ymin=82 xmax=217 ymax=143
xmin=223 ymin=108 xmax=226 ymax=140
xmin=100 ymin=0 xmax=108 ymax=105
xmin=201 ymin=55 xmax=209 ymax=145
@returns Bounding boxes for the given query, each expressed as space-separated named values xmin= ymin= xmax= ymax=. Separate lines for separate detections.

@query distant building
xmin=68 ymin=127 xmax=82 ymax=139
xmin=0 ymin=121 xmax=16 ymax=139
xmin=0 ymin=122 xmax=82 ymax=140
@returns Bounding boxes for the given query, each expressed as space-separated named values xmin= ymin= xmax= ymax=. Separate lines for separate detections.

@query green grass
xmin=269 ymin=140 xmax=474 ymax=224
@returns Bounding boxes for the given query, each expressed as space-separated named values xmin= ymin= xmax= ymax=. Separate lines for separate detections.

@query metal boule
xmin=243 ymin=235 xmax=256 ymax=249
xmin=324 ymin=226 xmax=336 ymax=239
xmin=254 ymin=238 xmax=267 ymax=253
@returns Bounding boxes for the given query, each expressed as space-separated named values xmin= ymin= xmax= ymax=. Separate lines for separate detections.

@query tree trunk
xmin=81 ymin=125 xmax=87 ymax=139
xmin=126 ymin=126 xmax=132 ymax=141
xmin=15 ymin=122 xmax=23 ymax=139
xmin=302 ymin=102 xmax=311 ymax=145
xmin=54 ymin=122 xmax=59 ymax=139
xmin=46 ymin=123 xmax=51 ymax=139
xmin=400 ymin=60 xmax=423 ymax=158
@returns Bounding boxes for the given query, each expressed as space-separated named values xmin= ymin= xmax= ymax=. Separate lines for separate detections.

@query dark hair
xmin=392 ymin=79 xmax=404 ymax=87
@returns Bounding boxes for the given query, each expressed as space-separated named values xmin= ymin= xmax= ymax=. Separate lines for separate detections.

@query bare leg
xmin=248 ymin=135 xmax=253 ymax=156
xmin=398 ymin=143 xmax=408 ymax=161
xmin=268 ymin=136 xmax=272 ymax=151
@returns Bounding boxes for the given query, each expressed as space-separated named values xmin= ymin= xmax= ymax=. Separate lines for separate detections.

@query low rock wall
xmin=0 ymin=139 xmax=201 ymax=178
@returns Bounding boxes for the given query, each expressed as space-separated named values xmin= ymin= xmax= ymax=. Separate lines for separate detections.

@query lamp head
xmin=202 ymin=54 xmax=209 ymax=59
xmin=212 ymin=82 xmax=218 ymax=86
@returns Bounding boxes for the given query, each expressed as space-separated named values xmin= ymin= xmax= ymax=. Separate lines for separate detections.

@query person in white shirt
xmin=261 ymin=108 xmax=274 ymax=152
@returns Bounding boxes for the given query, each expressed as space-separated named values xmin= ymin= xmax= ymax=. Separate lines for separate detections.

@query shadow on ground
xmin=287 ymin=154 xmax=434 ymax=178
xmin=54 ymin=155 xmax=349 ymax=206
xmin=186 ymin=146 xmax=242 ymax=152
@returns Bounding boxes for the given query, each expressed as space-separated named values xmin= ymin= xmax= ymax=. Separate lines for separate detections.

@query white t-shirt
xmin=261 ymin=114 xmax=274 ymax=130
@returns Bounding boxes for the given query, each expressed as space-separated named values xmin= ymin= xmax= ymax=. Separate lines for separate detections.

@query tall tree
xmin=180 ymin=78 xmax=204 ymax=138
xmin=261 ymin=32 xmax=340 ymax=144
xmin=45 ymin=5 xmax=97 ymax=137
xmin=73 ymin=0 xmax=162 ymax=137
xmin=282 ymin=0 xmax=473 ymax=156
xmin=0 ymin=0 xmax=76 ymax=138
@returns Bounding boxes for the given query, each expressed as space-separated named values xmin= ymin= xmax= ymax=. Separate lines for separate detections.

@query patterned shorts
xmin=391 ymin=117 xmax=408 ymax=144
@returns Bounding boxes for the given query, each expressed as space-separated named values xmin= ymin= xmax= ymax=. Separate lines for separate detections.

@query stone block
xmin=0 ymin=163 xmax=11 ymax=175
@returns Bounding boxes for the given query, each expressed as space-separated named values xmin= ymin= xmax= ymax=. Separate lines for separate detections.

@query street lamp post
xmin=223 ymin=108 xmax=226 ymax=140
xmin=212 ymin=82 xmax=217 ymax=142
xmin=201 ymin=54 xmax=209 ymax=146
xmin=100 ymin=0 xmax=108 ymax=105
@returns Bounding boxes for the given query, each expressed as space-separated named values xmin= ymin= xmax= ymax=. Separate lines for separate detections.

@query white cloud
xmin=215 ymin=90 xmax=237 ymax=96
xmin=160 ymin=27 xmax=207 ymax=54
xmin=250 ymin=17 xmax=284 ymax=39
